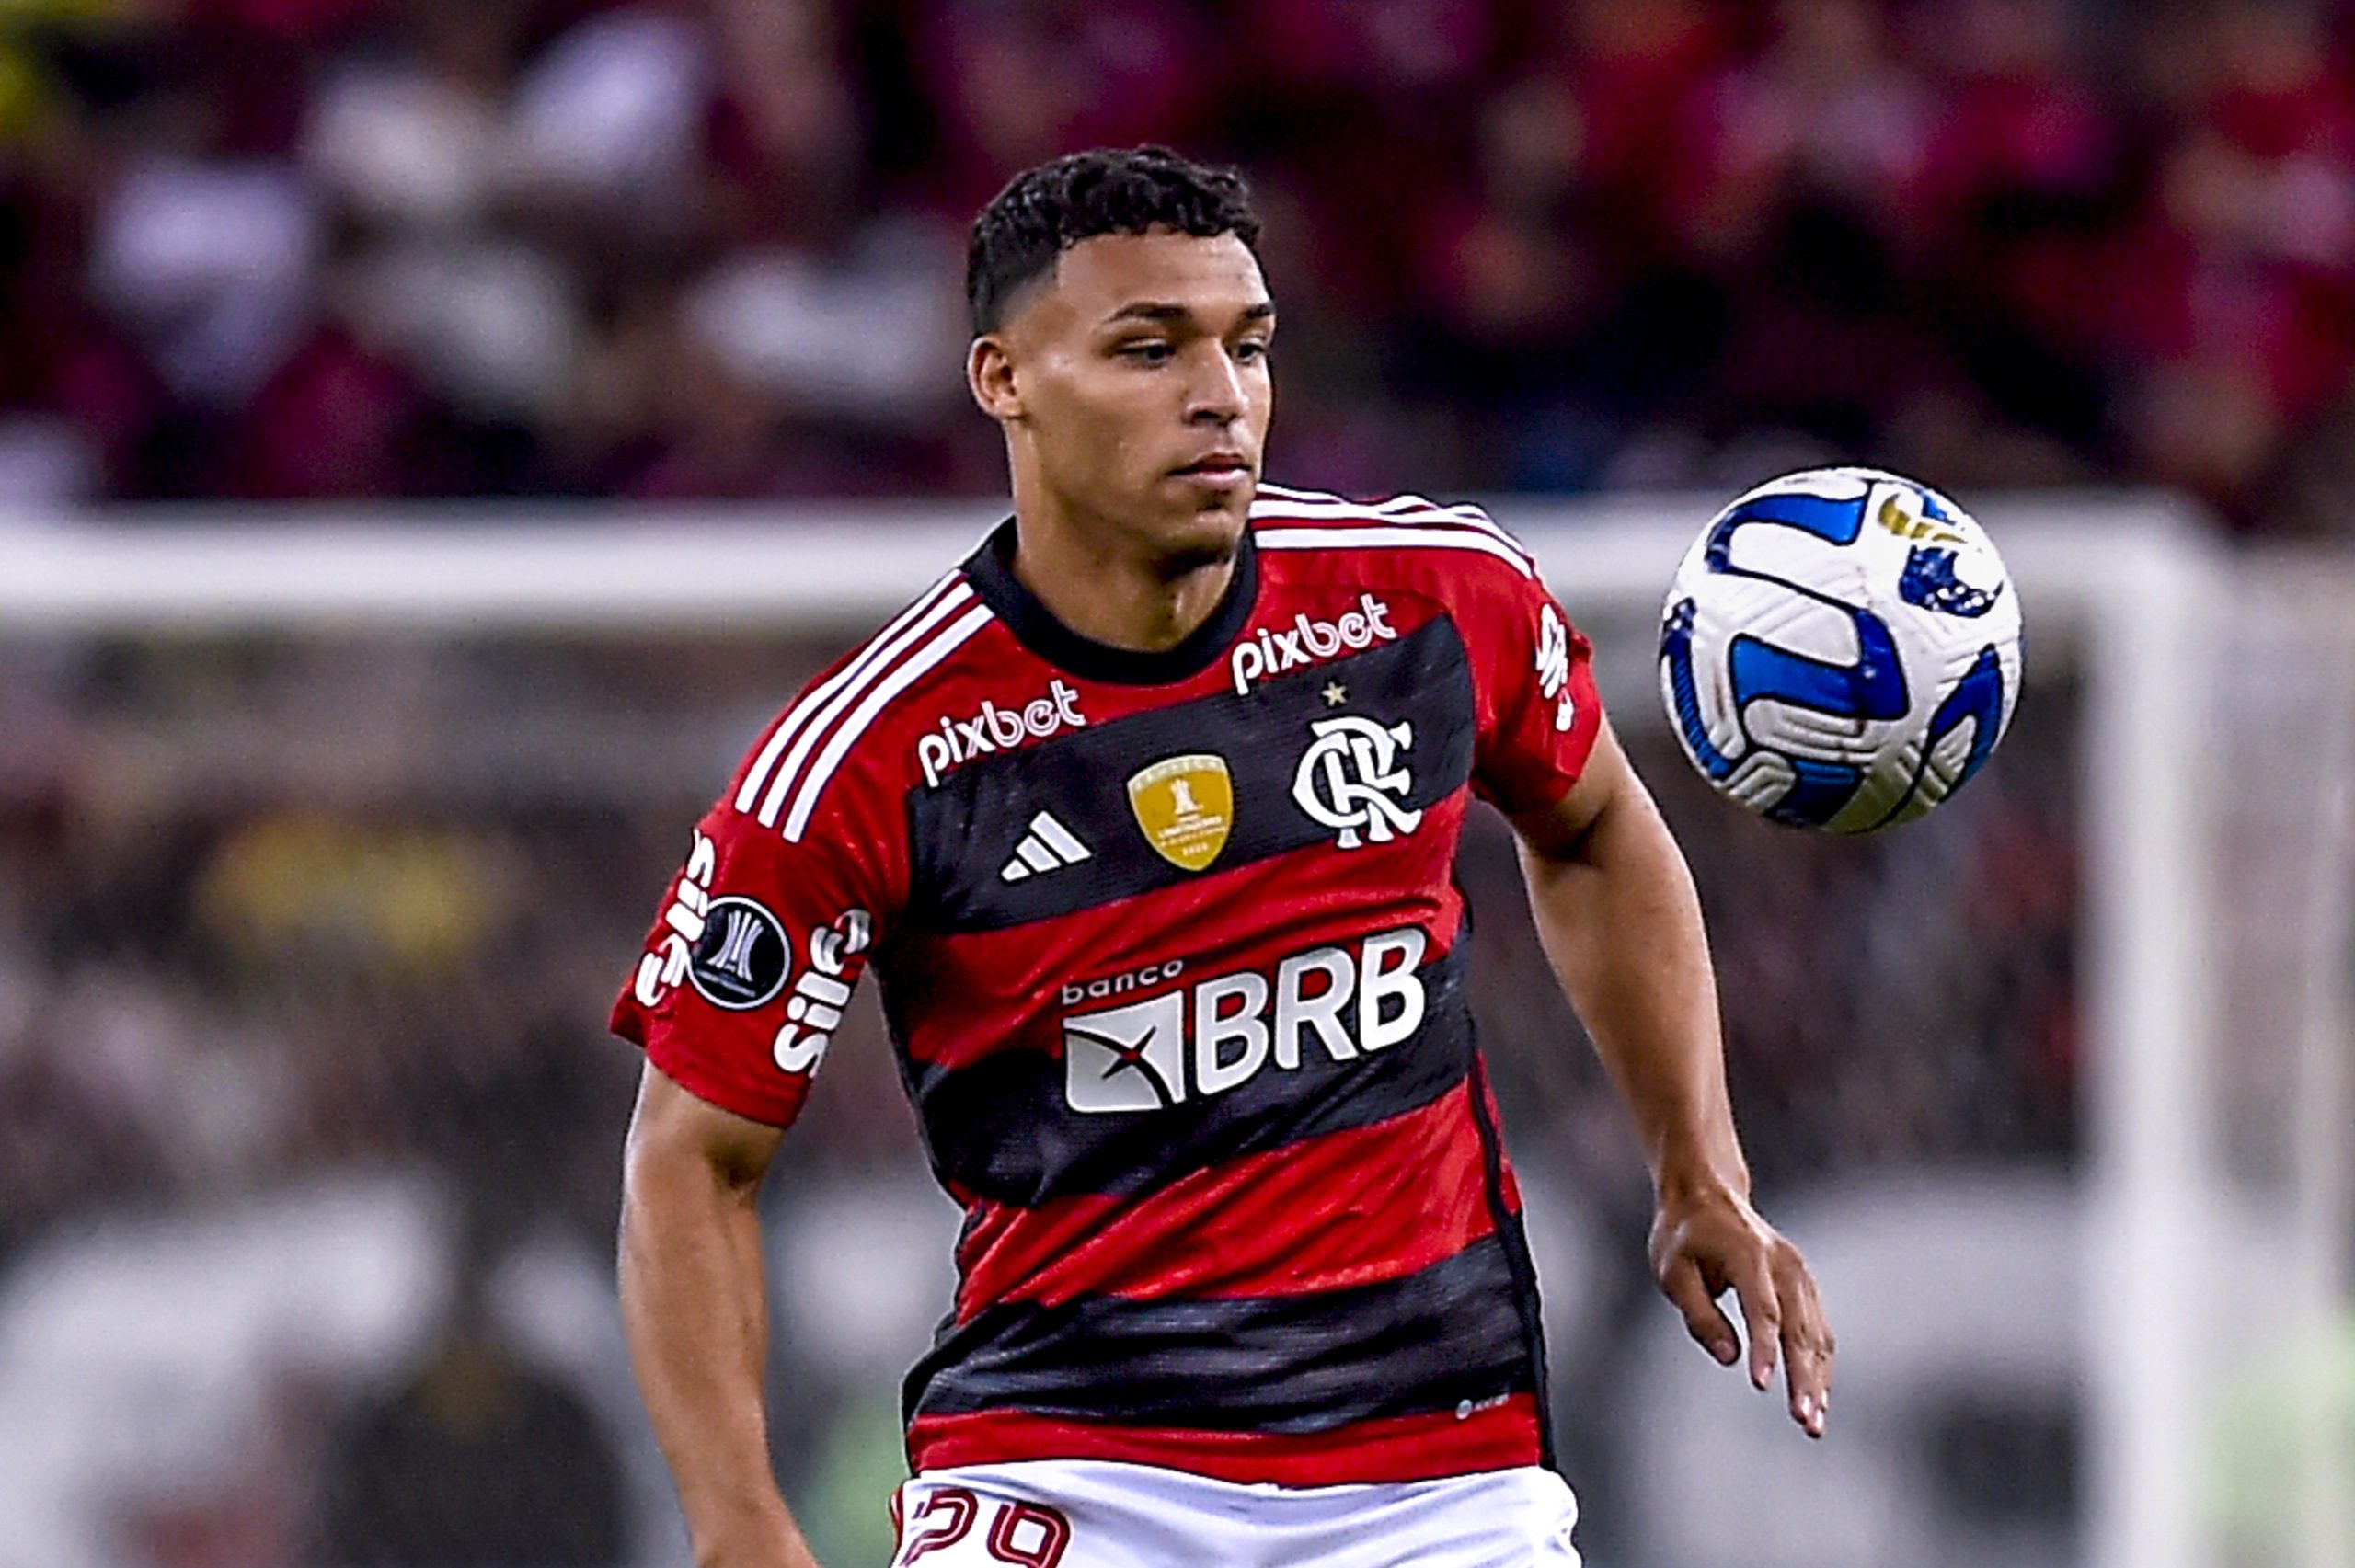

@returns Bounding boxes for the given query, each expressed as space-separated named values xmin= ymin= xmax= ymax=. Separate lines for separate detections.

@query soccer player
xmin=615 ymin=146 xmax=1833 ymax=1568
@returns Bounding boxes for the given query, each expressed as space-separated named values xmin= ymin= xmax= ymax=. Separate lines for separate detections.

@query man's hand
xmin=1648 ymin=1185 xmax=1834 ymax=1438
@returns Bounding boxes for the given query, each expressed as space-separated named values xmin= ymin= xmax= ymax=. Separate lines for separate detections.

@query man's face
xmin=976 ymin=229 xmax=1275 ymax=567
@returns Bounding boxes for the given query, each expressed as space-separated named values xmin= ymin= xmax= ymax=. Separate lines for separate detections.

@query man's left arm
xmin=1508 ymin=718 xmax=1834 ymax=1438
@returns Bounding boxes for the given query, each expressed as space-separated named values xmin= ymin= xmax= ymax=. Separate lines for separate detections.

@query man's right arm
xmin=620 ymin=1061 xmax=822 ymax=1568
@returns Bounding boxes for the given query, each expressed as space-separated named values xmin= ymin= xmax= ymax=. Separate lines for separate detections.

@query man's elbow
xmin=624 ymin=1067 xmax=779 ymax=1206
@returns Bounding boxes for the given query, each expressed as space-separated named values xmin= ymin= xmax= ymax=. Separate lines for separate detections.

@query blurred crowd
xmin=0 ymin=0 xmax=2351 ymax=528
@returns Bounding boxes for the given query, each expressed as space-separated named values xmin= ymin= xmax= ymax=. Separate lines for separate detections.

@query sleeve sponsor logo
xmin=1292 ymin=715 xmax=1423 ymax=849
xmin=917 ymin=679 xmax=1086 ymax=787
xmin=1535 ymin=603 xmax=1577 ymax=732
xmin=1230 ymin=593 xmax=1397 ymax=694
xmin=771 ymin=908 xmax=872 ymax=1074
xmin=635 ymin=830 xmax=720 ymax=1008
xmin=1061 ymin=928 xmax=1426 ymax=1113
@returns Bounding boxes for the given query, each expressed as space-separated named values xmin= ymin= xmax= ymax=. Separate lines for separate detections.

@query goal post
xmin=0 ymin=491 xmax=2333 ymax=1568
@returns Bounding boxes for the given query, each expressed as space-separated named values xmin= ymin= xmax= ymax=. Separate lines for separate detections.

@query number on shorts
xmin=898 ymin=1492 xmax=1069 ymax=1567
xmin=897 ymin=1488 xmax=977 ymax=1563
xmin=984 ymin=1501 xmax=1070 ymax=1568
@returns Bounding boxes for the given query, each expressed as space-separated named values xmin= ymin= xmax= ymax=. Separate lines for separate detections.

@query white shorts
xmin=890 ymin=1459 xmax=1580 ymax=1568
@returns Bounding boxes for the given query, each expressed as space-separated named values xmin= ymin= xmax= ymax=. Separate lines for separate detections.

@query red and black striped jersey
xmin=612 ymin=484 xmax=1604 ymax=1488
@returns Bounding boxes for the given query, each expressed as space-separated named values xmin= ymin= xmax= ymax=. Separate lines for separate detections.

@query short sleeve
xmin=610 ymin=740 xmax=902 ymax=1129
xmin=1469 ymin=563 xmax=1605 ymax=818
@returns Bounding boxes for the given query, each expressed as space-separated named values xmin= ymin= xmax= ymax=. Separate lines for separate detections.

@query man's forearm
xmin=619 ymin=1142 xmax=816 ymax=1568
xmin=1512 ymin=734 xmax=1835 ymax=1433
xmin=1517 ymin=782 xmax=1748 ymax=1200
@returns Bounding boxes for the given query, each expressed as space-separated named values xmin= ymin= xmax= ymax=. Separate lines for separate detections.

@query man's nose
xmin=1184 ymin=345 xmax=1247 ymax=423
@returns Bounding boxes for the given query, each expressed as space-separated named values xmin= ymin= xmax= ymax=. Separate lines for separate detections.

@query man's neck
xmin=1007 ymin=506 xmax=1241 ymax=654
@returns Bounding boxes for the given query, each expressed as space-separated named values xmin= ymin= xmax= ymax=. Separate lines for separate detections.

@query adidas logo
xmin=999 ymin=812 xmax=1093 ymax=883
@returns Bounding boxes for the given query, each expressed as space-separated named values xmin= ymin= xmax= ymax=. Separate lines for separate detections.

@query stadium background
xmin=0 ymin=3 xmax=2349 ymax=1568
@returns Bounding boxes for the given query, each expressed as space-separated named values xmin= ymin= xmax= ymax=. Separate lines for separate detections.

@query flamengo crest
xmin=1292 ymin=715 xmax=1422 ymax=849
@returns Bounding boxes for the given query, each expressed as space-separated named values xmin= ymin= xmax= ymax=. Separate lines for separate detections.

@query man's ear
xmin=968 ymin=335 xmax=1022 ymax=421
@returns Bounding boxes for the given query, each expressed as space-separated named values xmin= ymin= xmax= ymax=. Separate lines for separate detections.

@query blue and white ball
xmin=1658 ymin=466 xmax=2023 ymax=832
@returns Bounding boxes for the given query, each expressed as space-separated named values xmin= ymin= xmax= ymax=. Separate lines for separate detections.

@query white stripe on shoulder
xmin=735 ymin=572 xmax=967 ymax=817
xmin=1250 ymin=486 xmax=1537 ymax=568
xmin=1256 ymin=482 xmax=1490 ymax=518
xmin=751 ymin=578 xmax=980 ymax=828
xmin=781 ymin=602 xmax=996 ymax=842
xmin=1366 ymin=494 xmax=1536 ymax=564
xmin=1254 ymin=524 xmax=1536 ymax=578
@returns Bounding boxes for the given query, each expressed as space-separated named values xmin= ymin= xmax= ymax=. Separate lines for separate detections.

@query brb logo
xmin=1292 ymin=715 xmax=1422 ymax=849
xmin=917 ymin=679 xmax=1086 ymax=786
xmin=1229 ymin=594 xmax=1397 ymax=694
xmin=1061 ymin=928 xmax=1427 ymax=1113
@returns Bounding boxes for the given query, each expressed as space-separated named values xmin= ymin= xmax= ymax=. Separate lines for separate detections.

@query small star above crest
xmin=1321 ymin=681 xmax=1348 ymax=707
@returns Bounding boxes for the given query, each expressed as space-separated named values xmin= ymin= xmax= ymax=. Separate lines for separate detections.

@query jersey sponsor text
xmin=1229 ymin=594 xmax=1397 ymax=694
xmin=920 ymin=679 xmax=1087 ymax=787
xmin=1061 ymin=927 xmax=1427 ymax=1113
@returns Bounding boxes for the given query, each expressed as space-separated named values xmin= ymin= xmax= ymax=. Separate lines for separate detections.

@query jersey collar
xmin=959 ymin=516 xmax=1260 ymax=686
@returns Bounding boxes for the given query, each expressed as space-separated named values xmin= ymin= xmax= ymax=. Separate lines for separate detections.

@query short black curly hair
xmin=966 ymin=145 xmax=1262 ymax=336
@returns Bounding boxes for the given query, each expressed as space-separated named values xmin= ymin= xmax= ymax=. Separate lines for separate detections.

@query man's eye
xmin=1119 ymin=342 xmax=1174 ymax=362
xmin=1235 ymin=340 xmax=1271 ymax=363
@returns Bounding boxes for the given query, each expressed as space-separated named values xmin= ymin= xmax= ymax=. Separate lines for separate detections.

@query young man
xmin=615 ymin=146 xmax=1832 ymax=1568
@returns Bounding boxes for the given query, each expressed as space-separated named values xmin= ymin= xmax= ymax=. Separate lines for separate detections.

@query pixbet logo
xmin=1061 ymin=927 xmax=1428 ymax=1114
xmin=1229 ymin=594 xmax=1397 ymax=694
xmin=917 ymin=679 xmax=1086 ymax=787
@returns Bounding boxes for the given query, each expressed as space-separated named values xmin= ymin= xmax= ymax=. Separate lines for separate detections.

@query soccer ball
xmin=1657 ymin=466 xmax=2023 ymax=832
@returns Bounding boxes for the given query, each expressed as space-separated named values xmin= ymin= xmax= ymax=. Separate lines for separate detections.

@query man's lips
xmin=1172 ymin=455 xmax=1252 ymax=477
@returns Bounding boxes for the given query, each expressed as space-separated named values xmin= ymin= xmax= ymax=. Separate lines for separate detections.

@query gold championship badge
xmin=1126 ymin=754 xmax=1234 ymax=873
